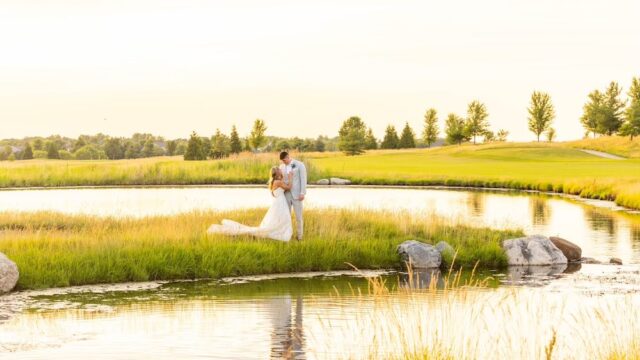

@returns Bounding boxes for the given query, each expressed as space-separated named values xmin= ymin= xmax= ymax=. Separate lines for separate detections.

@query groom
xmin=279 ymin=151 xmax=307 ymax=240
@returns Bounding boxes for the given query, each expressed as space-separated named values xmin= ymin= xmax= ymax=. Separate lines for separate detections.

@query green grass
xmin=311 ymin=142 xmax=640 ymax=209
xmin=0 ymin=209 xmax=520 ymax=290
xmin=568 ymin=135 xmax=640 ymax=158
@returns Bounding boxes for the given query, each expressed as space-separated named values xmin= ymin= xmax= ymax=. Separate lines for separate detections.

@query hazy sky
xmin=1 ymin=0 xmax=639 ymax=141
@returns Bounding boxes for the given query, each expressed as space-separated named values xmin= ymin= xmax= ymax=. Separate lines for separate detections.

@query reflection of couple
xmin=208 ymin=151 xmax=307 ymax=241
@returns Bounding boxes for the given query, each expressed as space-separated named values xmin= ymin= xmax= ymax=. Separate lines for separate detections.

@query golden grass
xmin=567 ymin=136 xmax=640 ymax=158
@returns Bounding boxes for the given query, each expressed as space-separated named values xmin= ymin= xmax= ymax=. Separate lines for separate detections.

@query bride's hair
xmin=268 ymin=166 xmax=279 ymax=196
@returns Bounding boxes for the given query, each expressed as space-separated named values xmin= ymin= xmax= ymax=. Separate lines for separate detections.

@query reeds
xmin=0 ymin=209 xmax=520 ymax=290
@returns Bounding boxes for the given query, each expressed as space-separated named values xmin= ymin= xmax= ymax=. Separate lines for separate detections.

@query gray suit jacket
xmin=280 ymin=159 xmax=307 ymax=200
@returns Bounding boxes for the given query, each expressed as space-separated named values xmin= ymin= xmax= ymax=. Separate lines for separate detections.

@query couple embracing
xmin=208 ymin=151 xmax=307 ymax=242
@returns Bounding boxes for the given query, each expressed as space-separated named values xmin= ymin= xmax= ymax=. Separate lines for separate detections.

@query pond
xmin=1 ymin=186 xmax=639 ymax=263
xmin=1 ymin=186 xmax=640 ymax=358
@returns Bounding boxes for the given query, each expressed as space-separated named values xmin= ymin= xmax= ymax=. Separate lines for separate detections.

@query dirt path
xmin=580 ymin=149 xmax=626 ymax=160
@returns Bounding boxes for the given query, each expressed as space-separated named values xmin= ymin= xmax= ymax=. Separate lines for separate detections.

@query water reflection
xmin=269 ymin=295 xmax=305 ymax=360
xmin=1 ymin=186 xmax=640 ymax=263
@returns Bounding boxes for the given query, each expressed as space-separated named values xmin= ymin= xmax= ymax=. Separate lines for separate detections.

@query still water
xmin=1 ymin=186 xmax=639 ymax=263
xmin=2 ymin=186 xmax=640 ymax=358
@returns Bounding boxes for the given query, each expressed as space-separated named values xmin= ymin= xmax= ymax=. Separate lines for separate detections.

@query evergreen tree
xmin=422 ymin=108 xmax=439 ymax=147
xmin=210 ymin=129 xmax=230 ymax=159
xmin=581 ymin=90 xmax=605 ymax=138
xmin=314 ymin=136 xmax=326 ymax=152
xmin=398 ymin=122 xmax=416 ymax=148
xmin=229 ymin=125 xmax=242 ymax=154
xmin=465 ymin=100 xmax=489 ymax=144
xmin=249 ymin=119 xmax=268 ymax=151
xmin=445 ymin=113 xmax=469 ymax=145
xmin=46 ymin=141 xmax=60 ymax=159
xmin=380 ymin=125 xmax=399 ymax=149
xmin=528 ymin=91 xmax=555 ymax=141
xmin=620 ymin=77 xmax=640 ymax=140
xmin=364 ymin=128 xmax=378 ymax=150
xmin=598 ymin=81 xmax=626 ymax=135
xmin=337 ymin=116 xmax=367 ymax=155
xmin=22 ymin=142 xmax=34 ymax=160
xmin=184 ymin=131 xmax=206 ymax=160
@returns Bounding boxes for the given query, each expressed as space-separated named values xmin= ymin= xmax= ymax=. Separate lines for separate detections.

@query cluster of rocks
xmin=315 ymin=178 xmax=351 ymax=185
xmin=396 ymin=235 xmax=623 ymax=270
xmin=0 ymin=252 xmax=19 ymax=294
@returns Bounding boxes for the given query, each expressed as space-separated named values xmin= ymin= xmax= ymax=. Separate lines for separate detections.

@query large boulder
xmin=397 ymin=240 xmax=442 ymax=269
xmin=502 ymin=235 xmax=567 ymax=266
xmin=316 ymin=179 xmax=330 ymax=185
xmin=329 ymin=178 xmax=352 ymax=185
xmin=549 ymin=236 xmax=582 ymax=262
xmin=0 ymin=252 xmax=19 ymax=294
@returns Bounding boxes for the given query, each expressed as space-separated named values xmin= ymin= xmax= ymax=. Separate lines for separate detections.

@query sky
xmin=1 ymin=0 xmax=639 ymax=141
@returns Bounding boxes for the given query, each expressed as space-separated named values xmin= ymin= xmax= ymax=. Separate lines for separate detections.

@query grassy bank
xmin=567 ymin=135 xmax=640 ymax=158
xmin=0 ymin=209 xmax=520 ymax=290
xmin=0 ymin=153 xmax=318 ymax=188
xmin=312 ymin=142 xmax=640 ymax=210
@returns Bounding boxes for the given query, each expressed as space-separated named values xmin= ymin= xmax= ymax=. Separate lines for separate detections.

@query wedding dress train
xmin=207 ymin=187 xmax=293 ymax=242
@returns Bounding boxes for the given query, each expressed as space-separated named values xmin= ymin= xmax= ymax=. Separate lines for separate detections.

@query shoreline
xmin=1 ymin=182 xmax=637 ymax=214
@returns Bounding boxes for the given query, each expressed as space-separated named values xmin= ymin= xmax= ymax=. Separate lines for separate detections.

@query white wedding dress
xmin=207 ymin=187 xmax=293 ymax=242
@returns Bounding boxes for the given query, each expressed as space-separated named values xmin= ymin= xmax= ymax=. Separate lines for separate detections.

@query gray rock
xmin=580 ymin=257 xmax=602 ymax=264
xmin=435 ymin=241 xmax=455 ymax=257
xmin=0 ymin=252 xmax=19 ymax=294
xmin=609 ymin=257 xmax=623 ymax=265
xmin=397 ymin=240 xmax=441 ymax=269
xmin=316 ymin=179 xmax=330 ymax=185
xmin=329 ymin=177 xmax=352 ymax=185
xmin=502 ymin=235 xmax=567 ymax=266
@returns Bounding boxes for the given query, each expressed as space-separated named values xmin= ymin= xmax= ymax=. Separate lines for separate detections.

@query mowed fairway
xmin=311 ymin=143 xmax=640 ymax=209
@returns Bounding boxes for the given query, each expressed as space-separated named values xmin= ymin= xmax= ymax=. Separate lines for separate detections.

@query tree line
xmin=580 ymin=77 xmax=640 ymax=140
xmin=337 ymin=100 xmax=509 ymax=155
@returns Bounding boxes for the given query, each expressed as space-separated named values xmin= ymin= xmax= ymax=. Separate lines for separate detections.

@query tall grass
xmin=0 ymin=153 xmax=319 ymax=188
xmin=318 ymin=270 xmax=640 ymax=359
xmin=568 ymin=135 xmax=640 ymax=158
xmin=0 ymin=209 xmax=520 ymax=290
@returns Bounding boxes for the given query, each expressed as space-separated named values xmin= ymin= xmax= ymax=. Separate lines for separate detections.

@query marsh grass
xmin=0 ymin=209 xmax=520 ymax=290
xmin=322 ymin=268 xmax=640 ymax=359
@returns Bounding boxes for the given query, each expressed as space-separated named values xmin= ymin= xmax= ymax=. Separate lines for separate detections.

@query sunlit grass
xmin=319 ymin=269 xmax=640 ymax=359
xmin=568 ymin=135 xmax=640 ymax=158
xmin=0 ymin=209 xmax=520 ymax=290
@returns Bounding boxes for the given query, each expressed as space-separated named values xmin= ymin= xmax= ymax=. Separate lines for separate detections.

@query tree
xmin=445 ymin=113 xmax=468 ymax=145
xmin=364 ymin=128 xmax=378 ymax=150
xmin=75 ymin=145 xmax=106 ymax=160
xmin=381 ymin=125 xmax=399 ymax=149
xmin=166 ymin=140 xmax=178 ymax=156
xmin=483 ymin=130 xmax=495 ymax=142
xmin=72 ymin=137 xmax=86 ymax=152
xmin=314 ymin=137 xmax=326 ymax=152
xmin=337 ymin=116 xmax=367 ymax=155
xmin=22 ymin=142 xmax=34 ymax=160
xmin=496 ymin=129 xmax=509 ymax=142
xmin=275 ymin=140 xmax=291 ymax=151
xmin=142 ymin=139 xmax=155 ymax=157
xmin=465 ymin=100 xmax=489 ymax=144
xmin=33 ymin=139 xmax=43 ymax=151
xmin=527 ymin=91 xmax=555 ymax=141
xmin=598 ymin=81 xmax=626 ymax=135
xmin=422 ymin=108 xmax=439 ymax=148
xmin=398 ymin=122 xmax=416 ymax=148
xmin=546 ymin=128 xmax=556 ymax=142
xmin=210 ymin=129 xmax=230 ymax=159
xmin=620 ymin=77 xmax=640 ymax=140
xmin=200 ymin=137 xmax=212 ymax=158
xmin=46 ymin=141 xmax=60 ymax=159
xmin=229 ymin=125 xmax=242 ymax=154
xmin=581 ymin=90 xmax=605 ymax=138
xmin=621 ymin=101 xmax=640 ymax=140
xmin=104 ymin=138 xmax=125 ymax=160
xmin=249 ymin=119 xmax=268 ymax=151
xmin=184 ymin=131 xmax=206 ymax=160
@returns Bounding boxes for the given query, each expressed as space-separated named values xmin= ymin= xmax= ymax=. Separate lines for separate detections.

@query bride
xmin=207 ymin=167 xmax=294 ymax=242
